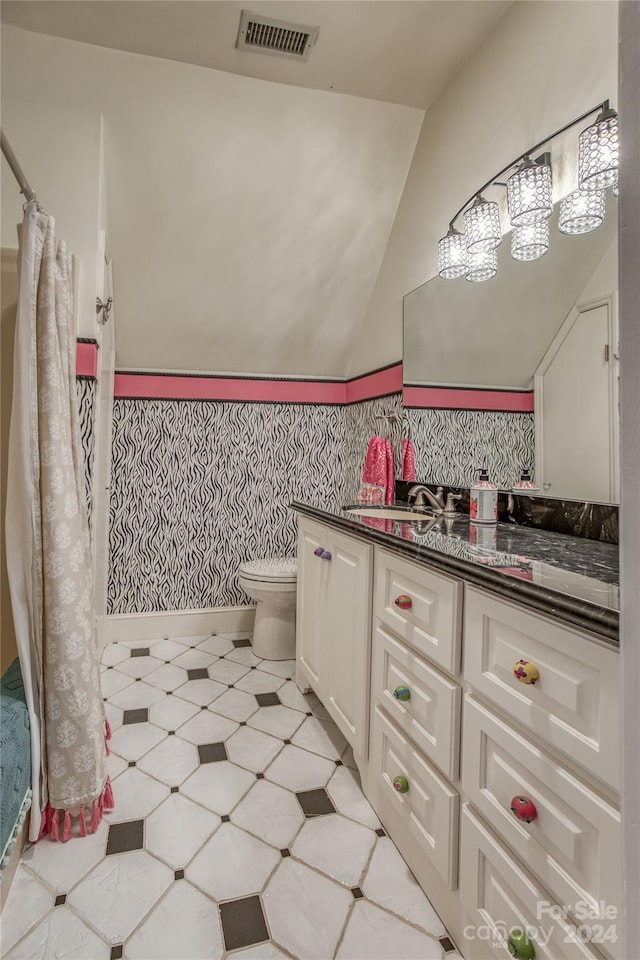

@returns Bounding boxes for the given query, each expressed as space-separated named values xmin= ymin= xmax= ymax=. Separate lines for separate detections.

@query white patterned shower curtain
xmin=6 ymin=200 xmax=113 ymax=842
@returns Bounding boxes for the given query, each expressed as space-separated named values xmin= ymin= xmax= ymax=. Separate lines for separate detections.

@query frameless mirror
xmin=403 ymin=199 xmax=618 ymax=503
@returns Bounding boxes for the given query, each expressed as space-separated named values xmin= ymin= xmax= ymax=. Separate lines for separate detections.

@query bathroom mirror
xmin=403 ymin=199 xmax=618 ymax=503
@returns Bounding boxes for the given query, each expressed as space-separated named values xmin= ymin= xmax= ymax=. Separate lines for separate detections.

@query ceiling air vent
xmin=236 ymin=10 xmax=319 ymax=62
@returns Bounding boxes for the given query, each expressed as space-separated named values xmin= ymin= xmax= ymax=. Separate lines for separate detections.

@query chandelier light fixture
xmin=559 ymin=188 xmax=606 ymax=234
xmin=437 ymin=100 xmax=618 ymax=282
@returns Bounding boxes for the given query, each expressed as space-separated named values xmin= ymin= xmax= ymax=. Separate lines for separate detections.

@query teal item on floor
xmin=1 ymin=658 xmax=31 ymax=866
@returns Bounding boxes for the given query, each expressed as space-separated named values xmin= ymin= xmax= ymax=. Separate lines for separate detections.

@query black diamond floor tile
xmin=110 ymin=947 xmax=123 ymax=960
xmin=232 ymin=639 xmax=252 ymax=648
xmin=123 ymin=708 xmax=149 ymax=725
xmin=351 ymin=887 xmax=364 ymax=899
xmin=130 ymin=647 xmax=150 ymax=658
xmin=219 ymin=895 xmax=269 ymax=951
xmin=106 ymin=819 xmax=144 ymax=855
xmin=175 ymin=869 xmax=185 ymax=880
xmin=54 ymin=894 xmax=66 ymax=906
xmin=198 ymin=742 xmax=228 ymax=764
xmin=187 ymin=668 xmax=209 ymax=681
xmin=439 ymin=935 xmax=456 ymax=953
xmin=375 ymin=827 xmax=386 ymax=837
xmin=255 ymin=692 xmax=280 ymax=708
xmin=296 ymin=788 xmax=336 ymax=818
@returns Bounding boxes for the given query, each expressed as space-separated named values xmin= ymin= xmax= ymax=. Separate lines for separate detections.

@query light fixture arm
xmin=447 ymin=100 xmax=611 ymax=231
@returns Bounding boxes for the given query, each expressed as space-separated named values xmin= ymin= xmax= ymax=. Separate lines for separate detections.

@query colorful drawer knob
xmin=510 ymin=795 xmax=538 ymax=823
xmin=394 ymin=594 xmax=412 ymax=610
xmin=393 ymin=685 xmax=411 ymax=702
xmin=392 ymin=775 xmax=409 ymax=794
xmin=512 ymin=659 xmax=540 ymax=685
xmin=320 ymin=550 xmax=332 ymax=561
xmin=313 ymin=547 xmax=325 ymax=557
xmin=508 ymin=929 xmax=536 ymax=959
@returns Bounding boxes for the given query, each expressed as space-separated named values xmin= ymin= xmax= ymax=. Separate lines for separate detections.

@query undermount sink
xmin=343 ymin=505 xmax=436 ymax=522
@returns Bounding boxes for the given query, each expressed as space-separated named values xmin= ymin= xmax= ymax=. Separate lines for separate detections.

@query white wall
xmin=1 ymin=98 xmax=104 ymax=341
xmin=1 ymin=26 xmax=423 ymax=378
xmin=350 ymin=0 xmax=618 ymax=376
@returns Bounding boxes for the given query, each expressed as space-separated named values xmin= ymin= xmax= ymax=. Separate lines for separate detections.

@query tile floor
xmin=1 ymin=632 xmax=462 ymax=960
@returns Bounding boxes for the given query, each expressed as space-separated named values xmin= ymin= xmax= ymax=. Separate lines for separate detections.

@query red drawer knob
xmin=511 ymin=795 xmax=538 ymax=823
xmin=394 ymin=595 xmax=412 ymax=610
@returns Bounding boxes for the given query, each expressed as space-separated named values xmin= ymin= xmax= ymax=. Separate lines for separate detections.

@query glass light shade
xmin=578 ymin=109 xmax=619 ymax=191
xmin=612 ymin=171 xmax=619 ymax=198
xmin=558 ymin=188 xmax=605 ymax=234
xmin=438 ymin=228 xmax=468 ymax=279
xmin=465 ymin=249 xmax=497 ymax=283
xmin=511 ymin=220 xmax=549 ymax=261
xmin=463 ymin=196 xmax=502 ymax=253
xmin=507 ymin=158 xmax=553 ymax=227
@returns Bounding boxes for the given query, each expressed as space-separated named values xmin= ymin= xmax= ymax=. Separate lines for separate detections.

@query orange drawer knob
xmin=394 ymin=595 xmax=412 ymax=610
xmin=513 ymin=659 xmax=540 ymax=685
xmin=510 ymin=795 xmax=538 ymax=823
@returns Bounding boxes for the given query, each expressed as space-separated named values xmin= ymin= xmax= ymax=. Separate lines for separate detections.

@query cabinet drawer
xmin=372 ymin=624 xmax=461 ymax=779
xmin=462 ymin=696 xmax=621 ymax=925
xmin=463 ymin=587 xmax=620 ymax=788
xmin=375 ymin=549 xmax=462 ymax=676
xmin=369 ymin=704 xmax=458 ymax=889
xmin=460 ymin=805 xmax=611 ymax=960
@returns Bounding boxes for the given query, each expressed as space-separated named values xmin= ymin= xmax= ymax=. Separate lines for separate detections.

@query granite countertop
xmin=292 ymin=501 xmax=619 ymax=646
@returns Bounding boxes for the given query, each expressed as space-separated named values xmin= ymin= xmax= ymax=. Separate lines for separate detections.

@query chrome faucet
xmin=406 ymin=484 xmax=445 ymax=514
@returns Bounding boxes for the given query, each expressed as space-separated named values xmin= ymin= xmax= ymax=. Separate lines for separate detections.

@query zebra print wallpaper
xmin=76 ymin=377 xmax=97 ymax=533
xmin=404 ymin=407 xmax=535 ymax=489
xmin=108 ymin=399 xmax=349 ymax=613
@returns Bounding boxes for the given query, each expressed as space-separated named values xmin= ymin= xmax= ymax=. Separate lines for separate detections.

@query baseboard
xmin=98 ymin=605 xmax=256 ymax=646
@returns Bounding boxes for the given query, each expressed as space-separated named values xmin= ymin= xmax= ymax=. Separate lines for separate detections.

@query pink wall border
xmin=113 ymin=362 xmax=404 ymax=404
xmin=76 ymin=341 xmax=98 ymax=379
xmin=403 ymin=385 xmax=534 ymax=412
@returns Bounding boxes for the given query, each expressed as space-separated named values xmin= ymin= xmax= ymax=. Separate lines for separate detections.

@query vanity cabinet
xmin=296 ymin=517 xmax=373 ymax=758
xmin=295 ymin=512 xmax=622 ymax=960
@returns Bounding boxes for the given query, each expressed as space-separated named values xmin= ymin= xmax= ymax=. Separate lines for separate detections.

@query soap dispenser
xmin=512 ymin=468 xmax=539 ymax=493
xmin=470 ymin=466 xmax=498 ymax=524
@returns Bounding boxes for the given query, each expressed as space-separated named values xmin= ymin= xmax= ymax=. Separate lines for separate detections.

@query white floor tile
xmin=226 ymin=726 xmax=283 ymax=773
xmin=327 ymin=766 xmax=381 ymax=830
xmin=197 ymin=636 xmax=235 ymax=657
xmin=231 ymin=945 xmax=290 ymax=960
xmin=336 ymin=899 xmax=443 ymax=960
xmin=187 ymin=824 xmax=279 ymax=901
xmin=207 ymin=658 xmax=251 ymax=686
xmin=105 ymin=767 xmax=170 ymax=821
xmin=5 ymin=905 xmax=109 ymax=960
xmin=172 ymin=634 xmax=213 ymax=647
xmin=145 ymin=794 xmax=220 ymax=869
xmin=292 ymin=814 xmax=376 ymax=887
xmin=175 ymin=678 xmax=226 ymax=707
xmin=101 ymin=644 xmax=130 ymax=667
xmin=235 ymin=671 xmax=286 ymax=695
xmin=107 ymin=751 xmax=129 ymax=780
xmin=110 ymin=681 xmax=166 ymax=711
xmin=118 ymin=655 xmax=164 ymax=679
xmin=138 ymin=736 xmax=199 ymax=785
xmin=256 ymin=660 xmax=296 ymax=679
xmin=176 ymin=710 xmax=239 ymax=745
xmin=248 ymin=705 xmax=305 ymax=740
xmin=104 ymin=701 xmax=124 ymax=732
xmin=144 ymin=663 xmax=190 ymax=691
xmin=125 ymin=881 xmax=224 ymax=960
xmin=216 ymin=631 xmax=253 ymax=640
xmin=231 ymin=780 xmax=304 ymax=849
xmin=172 ymin=649 xmax=217 ymax=670
xmin=0 ymin=867 xmax=54 ymax=953
xmin=209 ymin=688 xmax=259 ymax=723
xmin=148 ymin=696 xmax=200 ymax=732
xmin=363 ymin=837 xmax=447 ymax=937
xmin=265 ymin=744 xmax=335 ymax=791
xmin=341 ymin=743 xmax=358 ymax=770
xmin=291 ymin=716 xmax=348 ymax=761
xmin=100 ymin=669 xmax=135 ymax=698
xmin=181 ymin=761 xmax=255 ymax=814
xmin=68 ymin=850 xmax=173 ymax=943
xmin=22 ymin=822 xmax=108 ymax=893
xmin=109 ymin=722 xmax=165 ymax=762
xmin=150 ymin=638 xmax=190 ymax=662
xmin=263 ymin=858 xmax=351 ymax=960
xmin=276 ymin=682 xmax=319 ymax=714
xmin=121 ymin=639 xmax=162 ymax=649
xmin=225 ymin=647 xmax=262 ymax=667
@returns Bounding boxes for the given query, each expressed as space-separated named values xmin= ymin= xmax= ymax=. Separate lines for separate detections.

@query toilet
xmin=238 ymin=558 xmax=297 ymax=660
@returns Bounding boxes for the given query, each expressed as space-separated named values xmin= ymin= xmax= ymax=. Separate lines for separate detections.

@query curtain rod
xmin=1 ymin=129 xmax=37 ymax=203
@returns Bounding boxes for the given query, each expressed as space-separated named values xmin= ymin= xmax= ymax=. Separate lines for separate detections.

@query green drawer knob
xmin=508 ymin=929 xmax=536 ymax=959
xmin=393 ymin=685 xmax=411 ymax=702
xmin=393 ymin=775 xmax=409 ymax=794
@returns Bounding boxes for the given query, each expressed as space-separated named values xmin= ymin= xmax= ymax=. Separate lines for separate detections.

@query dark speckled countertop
xmin=292 ymin=501 xmax=619 ymax=646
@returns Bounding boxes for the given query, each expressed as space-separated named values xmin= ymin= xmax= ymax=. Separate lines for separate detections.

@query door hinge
xmin=604 ymin=344 xmax=610 ymax=362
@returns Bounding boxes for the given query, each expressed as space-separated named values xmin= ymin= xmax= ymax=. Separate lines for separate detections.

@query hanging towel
xmin=401 ymin=438 xmax=416 ymax=482
xmin=361 ymin=435 xmax=395 ymax=504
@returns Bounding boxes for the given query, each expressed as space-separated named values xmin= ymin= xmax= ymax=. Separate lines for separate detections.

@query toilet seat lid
xmin=239 ymin=557 xmax=297 ymax=582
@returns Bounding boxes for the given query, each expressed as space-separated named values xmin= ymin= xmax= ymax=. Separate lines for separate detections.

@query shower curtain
xmin=5 ymin=200 xmax=113 ymax=842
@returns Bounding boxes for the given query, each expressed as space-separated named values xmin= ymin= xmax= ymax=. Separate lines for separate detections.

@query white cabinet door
xmin=296 ymin=518 xmax=331 ymax=693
